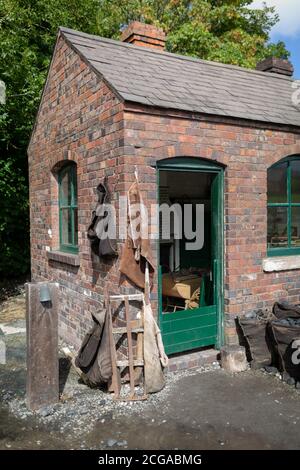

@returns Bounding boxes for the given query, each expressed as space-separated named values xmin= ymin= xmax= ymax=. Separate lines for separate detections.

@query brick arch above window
xmin=50 ymin=150 xmax=79 ymax=173
xmin=269 ymin=143 xmax=300 ymax=168
xmin=152 ymin=144 xmax=227 ymax=166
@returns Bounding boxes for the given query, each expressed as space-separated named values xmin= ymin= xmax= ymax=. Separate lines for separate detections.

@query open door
xmin=211 ymin=171 xmax=224 ymax=349
xmin=158 ymin=158 xmax=224 ymax=355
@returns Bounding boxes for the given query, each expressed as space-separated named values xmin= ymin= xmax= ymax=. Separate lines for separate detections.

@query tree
xmin=0 ymin=0 xmax=289 ymax=277
xmin=0 ymin=0 xmax=101 ymax=277
xmin=94 ymin=0 xmax=289 ymax=67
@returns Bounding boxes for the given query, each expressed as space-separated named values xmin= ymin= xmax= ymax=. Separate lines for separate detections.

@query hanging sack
xmin=75 ymin=311 xmax=105 ymax=370
xmin=87 ymin=181 xmax=118 ymax=258
xmin=143 ymin=302 xmax=168 ymax=394
xmin=75 ymin=309 xmax=112 ymax=386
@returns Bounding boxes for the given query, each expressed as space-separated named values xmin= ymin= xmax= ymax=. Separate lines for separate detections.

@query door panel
xmin=211 ymin=171 xmax=224 ymax=348
xmin=160 ymin=303 xmax=217 ymax=355
xmin=158 ymin=165 xmax=224 ymax=355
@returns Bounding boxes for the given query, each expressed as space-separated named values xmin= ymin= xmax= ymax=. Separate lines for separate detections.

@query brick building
xmin=28 ymin=22 xmax=300 ymax=364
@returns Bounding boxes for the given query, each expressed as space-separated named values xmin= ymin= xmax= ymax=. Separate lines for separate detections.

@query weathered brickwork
xmin=122 ymin=105 xmax=300 ymax=345
xmin=29 ymin=34 xmax=300 ymax=349
xmin=28 ymin=36 xmax=127 ymax=347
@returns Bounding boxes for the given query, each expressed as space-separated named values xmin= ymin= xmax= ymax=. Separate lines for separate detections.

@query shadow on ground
xmin=0 ymin=319 xmax=300 ymax=450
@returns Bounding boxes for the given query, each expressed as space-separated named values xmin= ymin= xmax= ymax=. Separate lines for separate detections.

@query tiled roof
xmin=60 ymin=27 xmax=300 ymax=128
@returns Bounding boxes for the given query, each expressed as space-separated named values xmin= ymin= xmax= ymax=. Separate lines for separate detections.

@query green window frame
xmin=267 ymin=156 xmax=300 ymax=257
xmin=58 ymin=163 xmax=78 ymax=254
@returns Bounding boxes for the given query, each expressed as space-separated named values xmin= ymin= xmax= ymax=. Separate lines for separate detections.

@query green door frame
xmin=156 ymin=157 xmax=225 ymax=349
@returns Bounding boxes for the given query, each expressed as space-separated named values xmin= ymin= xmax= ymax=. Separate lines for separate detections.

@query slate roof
xmin=60 ymin=27 xmax=300 ymax=128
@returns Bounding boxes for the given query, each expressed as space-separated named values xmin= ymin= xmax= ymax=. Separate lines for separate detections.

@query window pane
xmin=291 ymin=207 xmax=300 ymax=247
xmin=267 ymin=206 xmax=288 ymax=248
xmin=72 ymin=171 xmax=77 ymax=205
xmin=267 ymin=162 xmax=287 ymax=203
xmin=61 ymin=208 xmax=72 ymax=245
xmin=73 ymin=208 xmax=78 ymax=245
xmin=60 ymin=169 xmax=72 ymax=206
xmin=291 ymin=160 xmax=300 ymax=203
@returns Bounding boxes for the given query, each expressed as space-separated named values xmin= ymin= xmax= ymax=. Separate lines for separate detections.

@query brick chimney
xmin=256 ymin=57 xmax=294 ymax=77
xmin=121 ymin=21 xmax=165 ymax=50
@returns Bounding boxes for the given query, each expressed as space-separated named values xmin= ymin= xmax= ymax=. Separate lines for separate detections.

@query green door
xmin=211 ymin=171 xmax=224 ymax=348
xmin=158 ymin=158 xmax=224 ymax=355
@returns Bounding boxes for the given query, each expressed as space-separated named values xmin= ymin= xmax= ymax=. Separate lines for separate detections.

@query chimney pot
xmin=121 ymin=21 xmax=165 ymax=50
xmin=256 ymin=57 xmax=294 ymax=77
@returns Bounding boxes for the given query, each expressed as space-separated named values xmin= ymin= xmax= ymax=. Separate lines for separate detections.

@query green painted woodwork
xmin=267 ymin=156 xmax=300 ymax=257
xmin=159 ymin=271 xmax=217 ymax=355
xmin=211 ymin=171 xmax=224 ymax=348
xmin=58 ymin=163 xmax=78 ymax=254
xmin=157 ymin=157 xmax=225 ymax=173
xmin=157 ymin=157 xmax=224 ymax=355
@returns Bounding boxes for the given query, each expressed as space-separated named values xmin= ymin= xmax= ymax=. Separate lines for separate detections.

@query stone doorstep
xmin=166 ymin=348 xmax=220 ymax=373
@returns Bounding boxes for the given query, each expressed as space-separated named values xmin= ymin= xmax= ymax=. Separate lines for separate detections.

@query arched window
xmin=58 ymin=162 xmax=78 ymax=253
xmin=267 ymin=156 xmax=300 ymax=256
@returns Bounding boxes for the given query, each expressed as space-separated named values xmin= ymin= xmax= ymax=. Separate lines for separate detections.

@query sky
xmin=251 ymin=0 xmax=300 ymax=78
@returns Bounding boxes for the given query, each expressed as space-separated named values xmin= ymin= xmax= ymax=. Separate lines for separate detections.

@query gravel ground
xmin=0 ymin=325 xmax=221 ymax=450
xmin=0 ymin=290 xmax=300 ymax=450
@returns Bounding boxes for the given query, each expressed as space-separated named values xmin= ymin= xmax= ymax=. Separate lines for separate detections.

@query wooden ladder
xmin=106 ymin=293 xmax=147 ymax=401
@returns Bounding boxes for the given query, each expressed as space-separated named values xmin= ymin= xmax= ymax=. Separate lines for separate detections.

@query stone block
xmin=220 ymin=345 xmax=248 ymax=373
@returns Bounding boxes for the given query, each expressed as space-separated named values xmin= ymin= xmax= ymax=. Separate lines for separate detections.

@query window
xmin=58 ymin=163 xmax=78 ymax=253
xmin=267 ymin=157 xmax=300 ymax=256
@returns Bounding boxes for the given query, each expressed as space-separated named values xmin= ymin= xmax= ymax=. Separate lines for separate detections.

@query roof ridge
xmin=59 ymin=26 xmax=294 ymax=83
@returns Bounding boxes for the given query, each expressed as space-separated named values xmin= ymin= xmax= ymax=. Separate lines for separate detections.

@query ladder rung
xmin=112 ymin=327 xmax=144 ymax=334
xmin=116 ymin=359 xmax=144 ymax=367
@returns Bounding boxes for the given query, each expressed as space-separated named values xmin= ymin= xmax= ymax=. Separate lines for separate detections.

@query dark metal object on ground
xmin=271 ymin=320 xmax=300 ymax=383
xmin=26 ymin=282 xmax=59 ymax=411
xmin=273 ymin=302 xmax=300 ymax=320
xmin=238 ymin=314 xmax=276 ymax=369
xmin=271 ymin=302 xmax=300 ymax=384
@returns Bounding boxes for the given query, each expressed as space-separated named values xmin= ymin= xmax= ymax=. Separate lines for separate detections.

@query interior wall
xmin=159 ymin=170 xmax=212 ymax=272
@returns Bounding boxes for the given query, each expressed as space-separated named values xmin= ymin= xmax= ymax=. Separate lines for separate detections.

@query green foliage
xmin=0 ymin=0 xmax=100 ymax=278
xmin=0 ymin=160 xmax=29 ymax=276
xmin=0 ymin=0 xmax=289 ymax=278
xmin=94 ymin=0 xmax=289 ymax=66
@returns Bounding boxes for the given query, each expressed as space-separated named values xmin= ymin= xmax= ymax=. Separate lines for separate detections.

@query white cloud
xmin=251 ymin=0 xmax=300 ymax=37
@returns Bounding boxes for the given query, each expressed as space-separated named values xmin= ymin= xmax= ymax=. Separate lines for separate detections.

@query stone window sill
xmin=47 ymin=250 xmax=80 ymax=267
xmin=263 ymin=255 xmax=300 ymax=272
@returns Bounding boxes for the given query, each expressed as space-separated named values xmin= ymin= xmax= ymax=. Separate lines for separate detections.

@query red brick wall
xmin=122 ymin=106 xmax=300 ymax=345
xmin=28 ymin=36 xmax=126 ymax=347
xmin=28 ymin=35 xmax=300 ymax=349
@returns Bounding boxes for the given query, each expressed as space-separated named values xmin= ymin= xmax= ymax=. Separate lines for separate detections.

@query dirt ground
xmin=0 ymin=293 xmax=300 ymax=450
xmin=0 ymin=295 xmax=26 ymax=323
